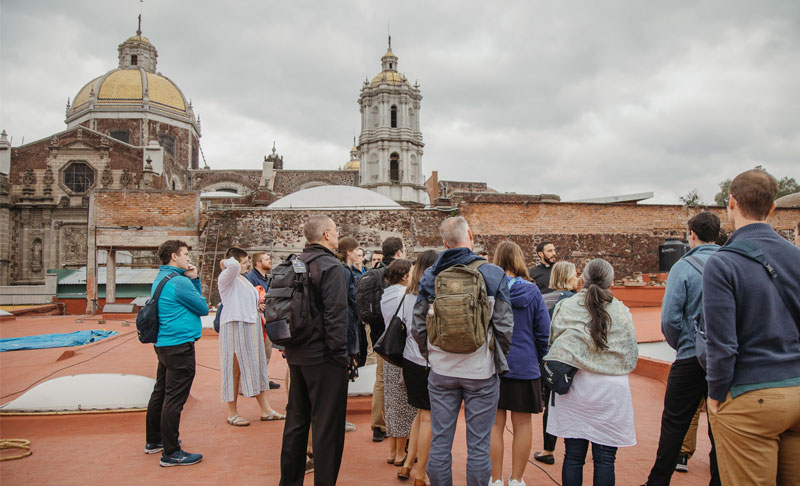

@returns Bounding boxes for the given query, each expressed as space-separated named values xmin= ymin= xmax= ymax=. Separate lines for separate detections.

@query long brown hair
xmin=407 ymin=249 xmax=438 ymax=295
xmin=492 ymin=240 xmax=530 ymax=279
xmin=581 ymin=259 xmax=615 ymax=351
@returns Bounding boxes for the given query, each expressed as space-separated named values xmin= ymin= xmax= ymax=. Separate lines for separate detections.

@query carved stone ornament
xmin=101 ymin=168 xmax=113 ymax=188
xmin=22 ymin=169 xmax=36 ymax=186
xmin=120 ymin=169 xmax=133 ymax=188
xmin=43 ymin=168 xmax=55 ymax=186
xmin=30 ymin=238 xmax=43 ymax=273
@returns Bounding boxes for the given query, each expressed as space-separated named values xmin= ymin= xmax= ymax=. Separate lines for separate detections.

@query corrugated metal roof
xmin=58 ymin=267 xmax=160 ymax=285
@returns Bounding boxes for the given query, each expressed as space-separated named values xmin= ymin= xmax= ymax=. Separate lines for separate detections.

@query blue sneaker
xmin=159 ymin=449 xmax=202 ymax=467
xmin=144 ymin=439 xmax=181 ymax=454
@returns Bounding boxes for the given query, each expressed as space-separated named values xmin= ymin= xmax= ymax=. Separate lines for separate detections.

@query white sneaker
xmin=489 ymin=479 xmax=503 ymax=486
xmin=509 ymin=479 xmax=526 ymax=486
xmin=344 ymin=421 xmax=356 ymax=432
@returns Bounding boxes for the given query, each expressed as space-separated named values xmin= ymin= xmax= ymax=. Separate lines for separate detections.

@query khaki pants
xmin=366 ymin=324 xmax=386 ymax=432
xmin=709 ymin=386 xmax=800 ymax=486
xmin=681 ymin=402 xmax=703 ymax=457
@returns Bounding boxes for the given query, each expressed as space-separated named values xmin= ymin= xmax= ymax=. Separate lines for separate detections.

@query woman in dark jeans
xmin=543 ymin=259 xmax=638 ymax=485
xmin=534 ymin=261 xmax=578 ymax=465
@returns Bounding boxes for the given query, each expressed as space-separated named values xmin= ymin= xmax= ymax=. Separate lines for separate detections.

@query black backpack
xmin=136 ymin=273 xmax=178 ymax=344
xmin=357 ymin=266 xmax=388 ymax=333
xmin=264 ymin=253 xmax=324 ymax=346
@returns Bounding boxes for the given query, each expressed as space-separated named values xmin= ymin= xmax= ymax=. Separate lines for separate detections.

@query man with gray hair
xmin=280 ymin=214 xmax=349 ymax=486
xmin=411 ymin=216 xmax=514 ymax=486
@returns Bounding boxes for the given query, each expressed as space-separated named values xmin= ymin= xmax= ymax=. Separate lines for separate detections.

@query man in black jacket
xmin=280 ymin=215 xmax=349 ymax=486
xmin=528 ymin=241 xmax=557 ymax=293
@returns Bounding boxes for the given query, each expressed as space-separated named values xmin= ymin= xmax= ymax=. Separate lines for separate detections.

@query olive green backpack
xmin=427 ymin=260 xmax=491 ymax=353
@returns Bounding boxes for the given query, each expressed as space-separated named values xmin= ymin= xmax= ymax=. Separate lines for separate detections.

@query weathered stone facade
xmin=272 ymin=170 xmax=359 ymax=196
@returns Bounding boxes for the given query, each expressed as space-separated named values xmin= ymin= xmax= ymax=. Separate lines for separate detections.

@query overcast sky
xmin=2 ymin=0 xmax=798 ymax=204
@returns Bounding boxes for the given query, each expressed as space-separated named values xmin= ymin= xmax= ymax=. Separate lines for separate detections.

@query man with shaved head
xmin=411 ymin=216 xmax=514 ymax=486
xmin=280 ymin=214 xmax=349 ymax=486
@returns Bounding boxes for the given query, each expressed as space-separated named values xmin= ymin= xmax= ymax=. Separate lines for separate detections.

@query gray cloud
xmin=2 ymin=0 xmax=798 ymax=204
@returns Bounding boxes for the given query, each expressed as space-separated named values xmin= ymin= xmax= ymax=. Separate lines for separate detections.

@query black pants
xmin=356 ymin=323 xmax=368 ymax=367
xmin=542 ymin=385 xmax=558 ymax=452
xmin=280 ymin=362 xmax=348 ymax=486
xmin=145 ymin=342 xmax=196 ymax=455
xmin=646 ymin=357 xmax=720 ymax=486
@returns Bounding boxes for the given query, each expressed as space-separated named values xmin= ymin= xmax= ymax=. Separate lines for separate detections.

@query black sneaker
xmin=675 ymin=453 xmax=689 ymax=473
xmin=372 ymin=428 xmax=386 ymax=442
xmin=160 ymin=449 xmax=203 ymax=467
xmin=144 ymin=439 xmax=181 ymax=454
xmin=269 ymin=380 xmax=281 ymax=389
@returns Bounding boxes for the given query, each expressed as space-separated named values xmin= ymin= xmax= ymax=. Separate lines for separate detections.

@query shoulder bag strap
xmin=684 ymin=255 xmax=705 ymax=275
xmin=152 ymin=272 xmax=179 ymax=302
xmin=720 ymin=239 xmax=800 ymax=330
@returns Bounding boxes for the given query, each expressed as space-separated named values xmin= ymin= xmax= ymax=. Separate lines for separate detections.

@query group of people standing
xmin=141 ymin=168 xmax=799 ymax=486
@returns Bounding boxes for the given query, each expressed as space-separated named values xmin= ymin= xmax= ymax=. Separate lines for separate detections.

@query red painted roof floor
xmin=0 ymin=312 xmax=712 ymax=485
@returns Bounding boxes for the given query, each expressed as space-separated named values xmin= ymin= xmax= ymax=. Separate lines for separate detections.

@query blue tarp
xmin=0 ymin=330 xmax=120 ymax=352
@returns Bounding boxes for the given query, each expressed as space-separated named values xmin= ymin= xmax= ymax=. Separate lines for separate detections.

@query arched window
xmin=172 ymin=180 xmax=176 ymax=190
xmin=131 ymin=55 xmax=138 ymax=66
xmin=390 ymin=153 xmax=400 ymax=182
xmin=390 ymin=105 xmax=398 ymax=128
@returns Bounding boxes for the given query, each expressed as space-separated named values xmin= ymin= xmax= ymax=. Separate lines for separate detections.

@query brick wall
xmin=92 ymin=190 xmax=199 ymax=228
xmin=460 ymin=195 xmax=800 ymax=277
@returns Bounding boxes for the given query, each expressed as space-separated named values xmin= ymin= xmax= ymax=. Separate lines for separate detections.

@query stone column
xmin=106 ymin=249 xmax=116 ymax=304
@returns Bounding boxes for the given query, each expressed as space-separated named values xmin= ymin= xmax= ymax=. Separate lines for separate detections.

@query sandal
xmin=397 ymin=466 xmax=411 ymax=480
xmin=394 ymin=455 xmax=407 ymax=466
xmin=261 ymin=410 xmax=286 ymax=421
xmin=227 ymin=414 xmax=250 ymax=426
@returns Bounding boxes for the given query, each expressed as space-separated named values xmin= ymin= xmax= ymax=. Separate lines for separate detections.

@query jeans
xmin=145 ymin=342 xmax=196 ymax=455
xmin=562 ymin=438 xmax=617 ymax=486
xmin=279 ymin=362 xmax=348 ymax=486
xmin=646 ymin=357 xmax=720 ymax=486
xmin=426 ymin=370 xmax=500 ymax=486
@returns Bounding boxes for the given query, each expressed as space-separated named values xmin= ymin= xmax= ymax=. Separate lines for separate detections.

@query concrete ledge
xmin=632 ymin=356 xmax=670 ymax=385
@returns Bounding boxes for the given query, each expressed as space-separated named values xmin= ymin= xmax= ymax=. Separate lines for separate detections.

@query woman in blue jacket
xmin=489 ymin=241 xmax=551 ymax=486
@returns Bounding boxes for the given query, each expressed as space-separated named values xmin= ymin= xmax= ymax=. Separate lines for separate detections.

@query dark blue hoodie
xmin=505 ymin=276 xmax=551 ymax=380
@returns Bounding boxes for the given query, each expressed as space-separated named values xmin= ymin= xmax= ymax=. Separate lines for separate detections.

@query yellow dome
xmin=371 ymin=71 xmax=409 ymax=86
xmin=71 ymin=68 xmax=188 ymax=117
xmin=125 ymin=34 xmax=152 ymax=46
xmin=343 ymin=159 xmax=360 ymax=171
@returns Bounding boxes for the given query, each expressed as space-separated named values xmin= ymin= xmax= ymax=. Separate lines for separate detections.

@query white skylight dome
xmin=267 ymin=185 xmax=404 ymax=210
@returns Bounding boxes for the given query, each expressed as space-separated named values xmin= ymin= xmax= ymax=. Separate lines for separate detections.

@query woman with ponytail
xmin=543 ymin=259 xmax=638 ymax=486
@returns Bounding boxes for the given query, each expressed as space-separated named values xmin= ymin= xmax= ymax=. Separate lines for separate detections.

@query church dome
xmin=370 ymin=46 xmax=410 ymax=87
xmin=65 ymin=25 xmax=198 ymax=132
xmin=70 ymin=69 xmax=188 ymax=117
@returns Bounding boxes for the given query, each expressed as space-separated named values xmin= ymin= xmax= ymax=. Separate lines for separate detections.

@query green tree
xmin=680 ymin=189 xmax=703 ymax=206
xmin=713 ymin=166 xmax=799 ymax=205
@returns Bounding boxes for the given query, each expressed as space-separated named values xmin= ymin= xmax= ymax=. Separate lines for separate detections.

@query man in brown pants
xmin=703 ymin=169 xmax=800 ymax=486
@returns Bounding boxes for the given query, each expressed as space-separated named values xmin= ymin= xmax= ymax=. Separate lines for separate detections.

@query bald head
xmin=304 ymin=214 xmax=334 ymax=244
xmin=440 ymin=216 xmax=472 ymax=249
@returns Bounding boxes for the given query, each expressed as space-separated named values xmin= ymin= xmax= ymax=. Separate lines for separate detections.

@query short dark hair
xmin=385 ymin=259 xmax=412 ymax=285
xmin=688 ymin=211 xmax=721 ymax=243
xmin=536 ymin=241 xmax=553 ymax=254
xmin=372 ymin=250 xmax=383 ymax=257
xmin=382 ymin=237 xmax=404 ymax=258
xmin=225 ymin=247 xmax=248 ymax=261
xmin=158 ymin=240 xmax=189 ymax=265
xmin=729 ymin=169 xmax=778 ymax=220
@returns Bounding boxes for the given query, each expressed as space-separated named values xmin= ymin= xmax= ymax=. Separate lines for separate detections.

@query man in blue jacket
xmin=704 ymin=169 xmax=800 ymax=485
xmin=144 ymin=240 xmax=209 ymax=467
xmin=644 ymin=211 xmax=721 ymax=486
xmin=411 ymin=216 xmax=514 ymax=486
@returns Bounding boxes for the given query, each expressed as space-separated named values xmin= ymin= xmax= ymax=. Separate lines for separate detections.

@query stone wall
xmin=272 ymin=170 xmax=358 ymax=196
xmin=190 ymin=169 xmax=261 ymax=193
xmin=197 ymin=207 xmax=448 ymax=303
